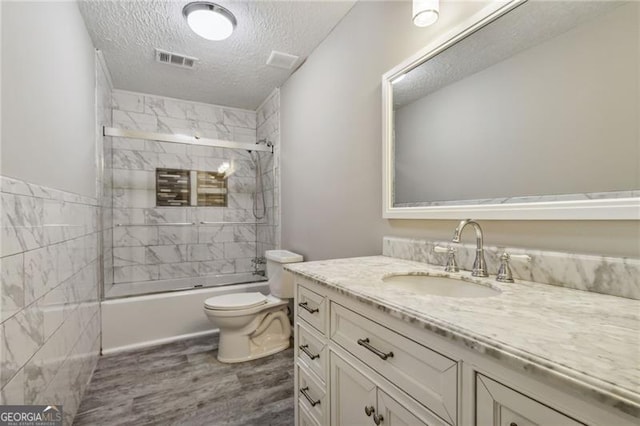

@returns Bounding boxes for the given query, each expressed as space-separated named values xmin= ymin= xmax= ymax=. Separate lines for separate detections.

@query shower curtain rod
xmin=103 ymin=127 xmax=273 ymax=153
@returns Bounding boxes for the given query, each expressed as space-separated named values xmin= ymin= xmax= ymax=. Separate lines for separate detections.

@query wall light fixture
xmin=413 ymin=0 xmax=439 ymax=27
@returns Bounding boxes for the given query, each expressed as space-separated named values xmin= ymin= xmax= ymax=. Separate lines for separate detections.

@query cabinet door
xmin=331 ymin=352 xmax=377 ymax=426
xmin=476 ymin=375 xmax=583 ymax=426
xmin=377 ymin=389 xmax=431 ymax=426
xmin=330 ymin=302 xmax=458 ymax=424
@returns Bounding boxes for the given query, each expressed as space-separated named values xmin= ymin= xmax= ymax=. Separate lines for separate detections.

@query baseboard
xmin=101 ymin=329 xmax=219 ymax=356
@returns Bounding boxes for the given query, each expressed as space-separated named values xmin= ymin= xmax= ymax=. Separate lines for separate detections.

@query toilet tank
xmin=265 ymin=250 xmax=304 ymax=299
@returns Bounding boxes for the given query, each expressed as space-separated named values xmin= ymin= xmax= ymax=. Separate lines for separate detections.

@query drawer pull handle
xmin=357 ymin=338 xmax=394 ymax=360
xmin=298 ymin=302 xmax=319 ymax=314
xmin=373 ymin=414 xmax=384 ymax=425
xmin=300 ymin=386 xmax=320 ymax=407
xmin=364 ymin=406 xmax=375 ymax=416
xmin=299 ymin=344 xmax=320 ymax=360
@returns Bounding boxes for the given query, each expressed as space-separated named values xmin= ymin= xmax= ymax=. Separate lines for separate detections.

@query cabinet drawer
xmin=296 ymin=321 xmax=328 ymax=382
xmin=297 ymin=285 xmax=327 ymax=335
xmin=297 ymin=363 xmax=327 ymax=425
xmin=298 ymin=402 xmax=320 ymax=426
xmin=330 ymin=302 xmax=458 ymax=425
xmin=476 ymin=374 xmax=583 ymax=426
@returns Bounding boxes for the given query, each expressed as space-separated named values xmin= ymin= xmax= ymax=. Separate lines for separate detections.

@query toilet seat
xmin=204 ymin=294 xmax=287 ymax=318
xmin=204 ymin=292 xmax=268 ymax=311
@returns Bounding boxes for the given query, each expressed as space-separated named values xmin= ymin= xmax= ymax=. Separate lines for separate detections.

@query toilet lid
xmin=204 ymin=292 xmax=268 ymax=310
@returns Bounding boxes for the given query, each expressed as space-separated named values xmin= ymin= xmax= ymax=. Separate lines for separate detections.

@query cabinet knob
xmin=510 ymin=423 xmax=518 ymax=426
xmin=373 ymin=414 xmax=384 ymax=425
xmin=364 ymin=406 xmax=375 ymax=417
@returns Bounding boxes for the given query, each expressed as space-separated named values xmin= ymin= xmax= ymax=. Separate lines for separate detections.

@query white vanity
xmin=287 ymin=255 xmax=639 ymax=426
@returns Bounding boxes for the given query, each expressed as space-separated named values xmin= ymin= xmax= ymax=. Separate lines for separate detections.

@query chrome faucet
xmin=452 ymin=219 xmax=489 ymax=277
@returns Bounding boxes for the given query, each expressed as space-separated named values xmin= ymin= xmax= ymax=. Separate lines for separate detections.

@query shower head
xmin=248 ymin=139 xmax=273 ymax=154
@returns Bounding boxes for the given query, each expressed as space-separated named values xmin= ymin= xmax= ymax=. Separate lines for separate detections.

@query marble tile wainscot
xmin=0 ymin=176 xmax=101 ymax=424
xmin=383 ymin=236 xmax=640 ymax=299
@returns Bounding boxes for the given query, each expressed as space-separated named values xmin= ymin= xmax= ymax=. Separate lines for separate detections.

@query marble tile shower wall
xmin=0 ymin=177 xmax=101 ymax=422
xmin=383 ymin=236 xmax=640 ymax=300
xmin=109 ymin=91 xmax=271 ymax=287
xmin=97 ymin=56 xmax=114 ymax=297
xmin=256 ymin=89 xmax=281 ymax=255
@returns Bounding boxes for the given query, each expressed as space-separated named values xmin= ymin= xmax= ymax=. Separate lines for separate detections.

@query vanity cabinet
xmin=330 ymin=351 xmax=436 ymax=426
xmin=475 ymin=375 xmax=582 ymax=426
xmin=330 ymin=302 xmax=458 ymax=424
xmin=295 ymin=277 xmax=448 ymax=426
xmin=293 ymin=275 xmax=634 ymax=426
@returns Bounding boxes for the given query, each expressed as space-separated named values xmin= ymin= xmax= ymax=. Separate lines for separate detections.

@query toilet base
xmin=211 ymin=304 xmax=292 ymax=363
xmin=217 ymin=339 xmax=290 ymax=363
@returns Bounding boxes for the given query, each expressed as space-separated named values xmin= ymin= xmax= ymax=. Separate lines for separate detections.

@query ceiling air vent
xmin=266 ymin=50 xmax=299 ymax=70
xmin=155 ymin=48 xmax=198 ymax=69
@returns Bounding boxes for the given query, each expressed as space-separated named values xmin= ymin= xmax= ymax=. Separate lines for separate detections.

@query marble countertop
xmin=285 ymin=255 xmax=640 ymax=418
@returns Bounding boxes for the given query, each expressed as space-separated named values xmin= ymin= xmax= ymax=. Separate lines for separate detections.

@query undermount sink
xmin=382 ymin=274 xmax=501 ymax=298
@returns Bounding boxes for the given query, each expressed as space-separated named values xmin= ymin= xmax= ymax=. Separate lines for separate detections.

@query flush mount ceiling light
xmin=183 ymin=2 xmax=237 ymax=41
xmin=413 ymin=0 xmax=439 ymax=27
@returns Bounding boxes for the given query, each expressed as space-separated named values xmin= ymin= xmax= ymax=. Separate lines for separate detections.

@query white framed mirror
xmin=382 ymin=0 xmax=639 ymax=220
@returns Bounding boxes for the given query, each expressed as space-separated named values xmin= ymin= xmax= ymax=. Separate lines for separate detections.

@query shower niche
xmin=197 ymin=170 xmax=228 ymax=207
xmin=155 ymin=168 xmax=228 ymax=207
xmin=156 ymin=168 xmax=191 ymax=206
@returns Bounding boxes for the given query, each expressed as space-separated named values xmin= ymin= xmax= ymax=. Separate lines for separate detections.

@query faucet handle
xmin=434 ymin=246 xmax=459 ymax=273
xmin=496 ymin=252 xmax=531 ymax=283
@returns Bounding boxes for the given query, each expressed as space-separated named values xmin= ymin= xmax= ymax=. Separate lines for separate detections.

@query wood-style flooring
xmin=73 ymin=336 xmax=294 ymax=425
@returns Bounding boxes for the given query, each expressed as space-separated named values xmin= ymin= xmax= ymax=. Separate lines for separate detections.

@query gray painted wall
xmin=1 ymin=1 xmax=97 ymax=198
xmin=280 ymin=0 xmax=640 ymax=261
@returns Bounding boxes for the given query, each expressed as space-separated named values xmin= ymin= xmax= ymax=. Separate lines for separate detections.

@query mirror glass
xmin=391 ymin=1 xmax=639 ymax=208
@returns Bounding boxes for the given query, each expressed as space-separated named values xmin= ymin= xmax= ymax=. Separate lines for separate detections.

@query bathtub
xmin=101 ymin=280 xmax=270 ymax=354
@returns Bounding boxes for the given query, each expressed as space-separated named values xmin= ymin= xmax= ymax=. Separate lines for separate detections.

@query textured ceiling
xmin=79 ymin=0 xmax=355 ymax=109
xmin=393 ymin=1 xmax=623 ymax=108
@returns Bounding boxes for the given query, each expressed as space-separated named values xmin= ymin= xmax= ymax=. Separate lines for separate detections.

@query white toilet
xmin=203 ymin=250 xmax=303 ymax=363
